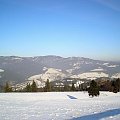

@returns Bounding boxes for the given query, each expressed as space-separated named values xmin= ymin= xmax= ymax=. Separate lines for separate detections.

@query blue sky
xmin=0 ymin=0 xmax=120 ymax=61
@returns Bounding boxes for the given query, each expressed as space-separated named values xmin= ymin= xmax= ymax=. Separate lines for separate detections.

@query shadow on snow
xmin=72 ymin=108 xmax=120 ymax=120
xmin=67 ymin=95 xmax=77 ymax=99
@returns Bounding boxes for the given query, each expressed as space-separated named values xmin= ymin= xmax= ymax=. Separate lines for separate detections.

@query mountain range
xmin=0 ymin=55 xmax=120 ymax=87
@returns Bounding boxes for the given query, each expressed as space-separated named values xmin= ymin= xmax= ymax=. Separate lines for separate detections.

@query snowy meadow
xmin=0 ymin=92 xmax=120 ymax=120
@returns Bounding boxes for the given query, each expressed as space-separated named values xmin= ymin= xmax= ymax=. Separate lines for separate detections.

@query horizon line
xmin=0 ymin=55 xmax=120 ymax=62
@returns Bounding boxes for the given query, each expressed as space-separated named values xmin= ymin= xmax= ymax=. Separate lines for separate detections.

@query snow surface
xmin=103 ymin=63 xmax=119 ymax=68
xmin=107 ymin=65 xmax=119 ymax=68
xmin=28 ymin=68 xmax=66 ymax=82
xmin=71 ymin=72 xmax=109 ymax=80
xmin=66 ymin=69 xmax=74 ymax=74
xmin=0 ymin=92 xmax=120 ymax=120
xmin=0 ymin=69 xmax=4 ymax=78
xmin=12 ymin=57 xmax=23 ymax=60
xmin=102 ymin=63 xmax=119 ymax=68
xmin=112 ymin=73 xmax=120 ymax=79
xmin=103 ymin=63 xmax=109 ymax=66
xmin=90 ymin=68 xmax=104 ymax=72
xmin=0 ymin=69 xmax=4 ymax=72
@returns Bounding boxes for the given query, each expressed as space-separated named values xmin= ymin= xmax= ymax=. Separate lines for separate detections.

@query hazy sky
xmin=0 ymin=0 xmax=120 ymax=61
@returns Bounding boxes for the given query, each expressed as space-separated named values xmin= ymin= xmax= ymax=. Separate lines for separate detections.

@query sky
xmin=0 ymin=0 xmax=120 ymax=61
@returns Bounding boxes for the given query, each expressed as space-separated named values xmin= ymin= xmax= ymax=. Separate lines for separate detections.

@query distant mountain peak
xmin=0 ymin=55 xmax=120 ymax=85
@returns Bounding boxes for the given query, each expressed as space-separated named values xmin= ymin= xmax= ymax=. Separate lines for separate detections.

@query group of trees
xmin=3 ymin=79 xmax=77 ymax=92
xmin=44 ymin=79 xmax=76 ymax=92
xmin=25 ymin=80 xmax=37 ymax=92
xmin=97 ymin=78 xmax=120 ymax=93
xmin=3 ymin=78 xmax=120 ymax=98
xmin=3 ymin=79 xmax=100 ymax=97
xmin=25 ymin=79 xmax=52 ymax=92
xmin=4 ymin=82 xmax=12 ymax=92
xmin=88 ymin=78 xmax=120 ymax=97
xmin=111 ymin=78 xmax=120 ymax=93
xmin=4 ymin=80 xmax=38 ymax=92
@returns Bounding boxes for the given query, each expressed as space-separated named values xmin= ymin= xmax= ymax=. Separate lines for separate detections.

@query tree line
xmin=4 ymin=79 xmax=79 ymax=92
xmin=3 ymin=78 xmax=120 ymax=97
xmin=88 ymin=78 xmax=120 ymax=97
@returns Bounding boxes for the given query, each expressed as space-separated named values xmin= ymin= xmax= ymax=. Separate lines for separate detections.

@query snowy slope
xmin=18 ymin=68 xmax=68 ymax=88
xmin=71 ymin=72 xmax=109 ymax=80
xmin=112 ymin=73 xmax=120 ymax=79
xmin=90 ymin=68 xmax=104 ymax=72
xmin=17 ymin=70 xmax=110 ymax=89
xmin=0 ymin=69 xmax=4 ymax=78
xmin=28 ymin=68 xmax=67 ymax=82
xmin=0 ymin=92 xmax=120 ymax=120
xmin=0 ymin=69 xmax=4 ymax=72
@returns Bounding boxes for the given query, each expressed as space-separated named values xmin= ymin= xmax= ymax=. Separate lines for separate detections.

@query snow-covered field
xmin=0 ymin=92 xmax=120 ymax=120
